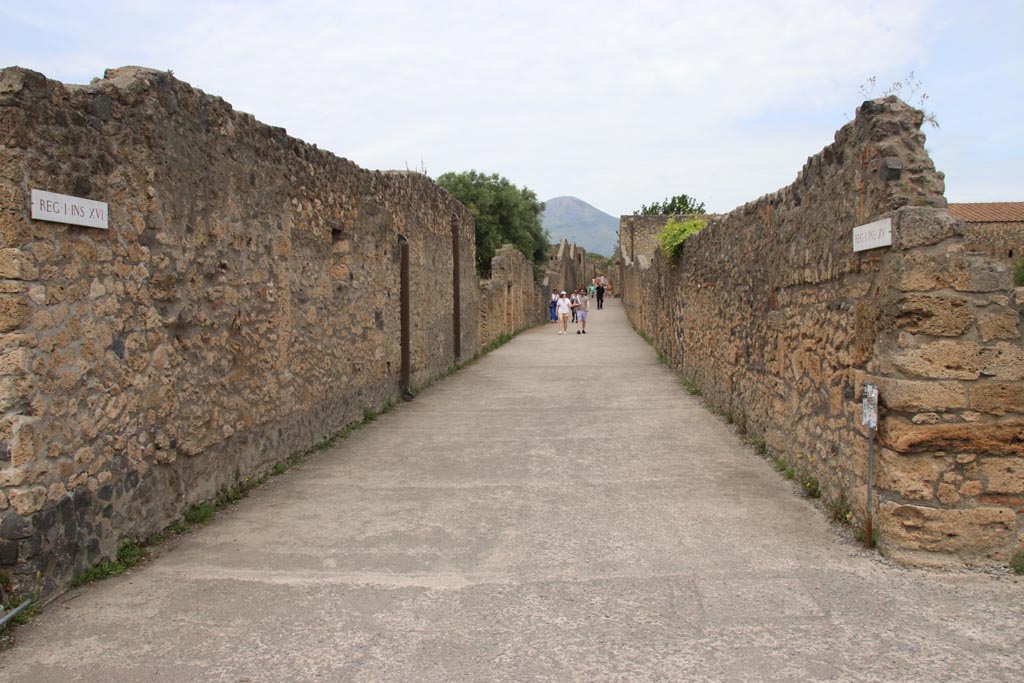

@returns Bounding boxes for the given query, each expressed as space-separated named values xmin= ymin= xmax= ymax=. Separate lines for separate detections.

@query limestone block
xmin=936 ymin=482 xmax=960 ymax=505
xmin=893 ymin=340 xmax=983 ymax=379
xmin=979 ymin=457 xmax=1024 ymax=494
xmin=979 ymin=343 xmax=1024 ymax=380
xmin=969 ymin=383 xmax=1024 ymax=416
xmin=893 ymin=340 xmax=1024 ymax=380
xmin=0 ymin=248 xmax=39 ymax=280
xmin=977 ymin=309 xmax=1020 ymax=342
xmin=875 ymin=448 xmax=947 ymax=501
xmin=880 ymin=501 xmax=1016 ymax=556
xmin=880 ymin=416 xmax=1024 ymax=455
xmin=891 ymin=253 xmax=1012 ymax=293
xmin=959 ymin=480 xmax=984 ymax=497
xmin=891 ymin=294 xmax=973 ymax=336
xmin=893 ymin=208 xmax=958 ymax=249
xmin=0 ymin=294 xmax=31 ymax=333
xmin=10 ymin=418 xmax=41 ymax=466
xmin=8 ymin=485 xmax=47 ymax=515
xmin=0 ymin=347 xmax=31 ymax=375
xmin=876 ymin=377 xmax=967 ymax=413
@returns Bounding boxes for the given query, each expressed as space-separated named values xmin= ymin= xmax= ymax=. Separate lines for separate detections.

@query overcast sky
xmin=2 ymin=0 xmax=1021 ymax=216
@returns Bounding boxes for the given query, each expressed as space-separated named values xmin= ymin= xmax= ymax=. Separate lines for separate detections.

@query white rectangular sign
xmin=852 ymin=217 xmax=891 ymax=252
xmin=862 ymin=383 xmax=879 ymax=430
xmin=30 ymin=189 xmax=108 ymax=230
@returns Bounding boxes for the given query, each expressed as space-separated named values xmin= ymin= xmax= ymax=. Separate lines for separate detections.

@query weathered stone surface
xmin=0 ymin=294 xmax=31 ymax=333
xmin=8 ymin=485 xmax=46 ymax=515
xmin=893 ymin=340 xmax=1024 ymax=380
xmin=0 ymin=248 xmax=39 ymax=280
xmin=893 ymin=207 xmax=957 ymax=249
xmin=977 ymin=309 xmax=1020 ymax=341
xmin=979 ymin=457 xmax=1024 ymax=494
xmin=0 ymin=539 xmax=16 ymax=564
xmin=879 ymin=502 xmax=1016 ymax=559
xmin=891 ymin=294 xmax=973 ymax=336
xmin=969 ymin=382 xmax=1024 ymax=416
xmin=891 ymin=252 xmax=1013 ymax=293
xmin=880 ymin=417 xmax=1024 ymax=455
xmin=876 ymin=449 xmax=946 ymax=501
xmin=876 ymin=378 xmax=967 ymax=413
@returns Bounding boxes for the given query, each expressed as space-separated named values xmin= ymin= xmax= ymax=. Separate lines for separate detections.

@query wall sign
xmin=852 ymin=217 xmax=891 ymax=252
xmin=30 ymin=189 xmax=108 ymax=230
xmin=862 ymin=383 xmax=879 ymax=430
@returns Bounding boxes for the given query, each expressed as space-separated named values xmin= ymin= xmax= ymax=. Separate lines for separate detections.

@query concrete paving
xmin=2 ymin=298 xmax=1022 ymax=682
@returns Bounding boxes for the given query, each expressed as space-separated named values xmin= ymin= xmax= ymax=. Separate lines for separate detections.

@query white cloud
xmin=3 ymin=0 xmax=1020 ymax=218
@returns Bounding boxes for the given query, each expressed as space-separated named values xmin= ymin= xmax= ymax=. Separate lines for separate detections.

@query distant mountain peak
xmin=541 ymin=196 xmax=618 ymax=257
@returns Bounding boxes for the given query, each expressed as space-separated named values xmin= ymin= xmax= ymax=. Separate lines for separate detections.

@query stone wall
xmin=620 ymin=97 xmax=1023 ymax=567
xmin=618 ymin=215 xmax=664 ymax=269
xmin=478 ymin=244 xmax=546 ymax=347
xmin=961 ymin=222 xmax=1024 ymax=263
xmin=0 ymin=65 xmax=560 ymax=597
xmin=542 ymin=239 xmax=593 ymax=295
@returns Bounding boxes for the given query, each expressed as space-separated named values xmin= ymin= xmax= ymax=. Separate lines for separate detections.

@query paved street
xmin=2 ymin=298 xmax=1022 ymax=682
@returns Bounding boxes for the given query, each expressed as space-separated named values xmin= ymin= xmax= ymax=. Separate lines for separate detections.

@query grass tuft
xmin=680 ymin=377 xmax=701 ymax=396
xmin=71 ymin=541 xmax=149 ymax=587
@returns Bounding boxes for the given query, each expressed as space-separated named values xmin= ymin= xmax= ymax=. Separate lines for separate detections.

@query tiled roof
xmin=948 ymin=202 xmax=1024 ymax=223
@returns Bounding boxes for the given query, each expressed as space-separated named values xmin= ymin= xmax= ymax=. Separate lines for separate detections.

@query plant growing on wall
xmin=656 ymin=217 xmax=705 ymax=258
xmin=1013 ymin=256 xmax=1024 ymax=287
xmin=858 ymin=72 xmax=939 ymax=128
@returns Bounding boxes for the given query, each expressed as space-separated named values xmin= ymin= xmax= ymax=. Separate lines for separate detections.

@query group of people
xmin=548 ymin=278 xmax=607 ymax=336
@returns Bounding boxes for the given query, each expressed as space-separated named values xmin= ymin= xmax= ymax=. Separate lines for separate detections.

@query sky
xmin=2 ymin=0 xmax=1021 ymax=217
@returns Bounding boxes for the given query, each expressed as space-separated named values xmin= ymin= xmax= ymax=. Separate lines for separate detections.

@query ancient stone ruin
xmin=2 ymin=65 xmax=1019 ymax=602
xmin=0 ymin=66 xmax=588 ymax=597
xmin=620 ymin=97 xmax=1023 ymax=566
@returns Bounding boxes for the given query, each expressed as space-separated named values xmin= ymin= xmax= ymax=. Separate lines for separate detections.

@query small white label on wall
xmin=852 ymin=217 xmax=891 ymax=252
xmin=30 ymin=189 xmax=108 ymax=230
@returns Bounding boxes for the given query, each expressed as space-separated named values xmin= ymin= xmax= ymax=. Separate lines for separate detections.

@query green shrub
xmin=1011 ymin=550 xmax=1024 ymax=575
xmin=656 ymin=217 xmax=706 ymax=258
xmin=1013 ymin=257 xmax=1024 ymax=287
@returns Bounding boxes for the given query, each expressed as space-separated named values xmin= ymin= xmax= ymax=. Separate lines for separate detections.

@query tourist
xmin=596 ymin=281 xmax=605 ymax=310
xmin=549 ymin=289 xmax=558 ymax=323
xmin=570 ymin=289 xmax=580 ymax=323
xmin=576 ymin=286 xmax=590 ymax=334
xmin=588 ymin=279 xmax=597 ymax=299
xmin=556 ymin=290 xmax=572 ymax=334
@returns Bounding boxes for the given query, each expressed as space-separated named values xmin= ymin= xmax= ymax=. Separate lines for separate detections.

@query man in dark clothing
xmin=596 ymin=283 xmax=605 ymax=309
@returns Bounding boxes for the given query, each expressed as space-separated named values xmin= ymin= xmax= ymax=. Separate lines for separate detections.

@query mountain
xmin=541 ymin=196 xmax=619 ymax=257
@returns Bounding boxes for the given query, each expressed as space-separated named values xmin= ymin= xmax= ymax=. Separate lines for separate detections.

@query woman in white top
xmin=555 ymin=291 xmax=573 ymax=335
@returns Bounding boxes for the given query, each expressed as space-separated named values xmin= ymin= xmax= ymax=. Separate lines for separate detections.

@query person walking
xmin=576 ymin=287 xmax=590 ymax=334
xmin=556 ymin=290 xmax=572 ymax=335
xmin=596 ymin=282 xmax=605 ymax=310
xmin=549 ymin=289 xmax=558 ymax=323
xmin=570 ymin=289 xmax=579 ymax=323
xmin=588 ymin=280 xmax=597 ymax=299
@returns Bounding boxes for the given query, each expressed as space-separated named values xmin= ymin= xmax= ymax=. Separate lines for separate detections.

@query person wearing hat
xmin=555 ymin=290 xmax=572 ymax=335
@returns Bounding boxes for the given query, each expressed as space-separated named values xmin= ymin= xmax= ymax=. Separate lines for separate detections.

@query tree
xmin=436 ymin=170 xmax=550 ymax=274
xmin=634 ymin=193 xmax=706 ymax=216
